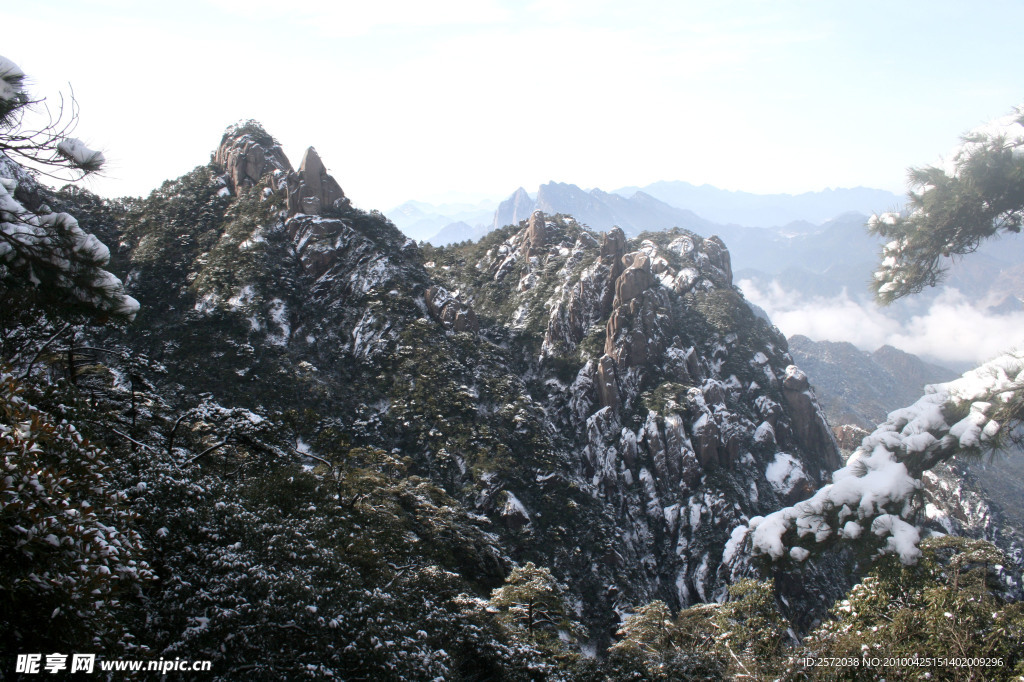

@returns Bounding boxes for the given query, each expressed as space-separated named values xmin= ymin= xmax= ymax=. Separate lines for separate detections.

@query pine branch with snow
xmin=56 ymin=138 xmax=105 ymax=173
xmin=869 ymin=104 xmax=1024 ymax=304
xmin=0 ymin=55 xmax=106 ymax=182
xmin=726 ymin=348 xmax=1024 ymax=567
xmin=0 ymin=56 xmax=27 ymax=126
xmin=0 ymin=55 xmax=138 ymax=327
xmin=0 ymin=173 xmax=140 ymax=322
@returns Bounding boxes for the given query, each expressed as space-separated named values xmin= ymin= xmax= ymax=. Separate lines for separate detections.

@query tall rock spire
xmin=286 ymin=147 xmax=347 ymax=216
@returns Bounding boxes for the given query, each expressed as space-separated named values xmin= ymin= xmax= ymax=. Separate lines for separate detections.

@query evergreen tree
xmin=1 ymin=56 xmax=151 ymax=668
xmin=0 ymin=369 xmax=151 ymax=657
xmin=714 ymin=578 xmax=789 ymax=678
xmin=607 ymin=599 xmax=727 ymax=680
xmin=489 ymin=561 xmax=585 ymax=648
xmin=610 ymin=600 xmax=674 ymax=659
xmin=0 ymin=55 xmax=138 ymax=329
xmin=869 ymin=104 xmax=1024 ymax=304
xmin=795 ymin=536 xmax=1024 ymax=680
xmin=605 ymin=583 xmax=787 ymax=680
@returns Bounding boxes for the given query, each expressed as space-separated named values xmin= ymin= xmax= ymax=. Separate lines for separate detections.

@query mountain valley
xmin=4 ymin=119 xmax=1023 ymax=679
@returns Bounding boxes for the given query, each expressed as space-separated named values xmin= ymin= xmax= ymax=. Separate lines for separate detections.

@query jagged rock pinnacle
xmin=524 ymin=210 xmax=546 ymax=258
xmin=213 ymin=124 xmax=348 ymax=218
xmin=287 ymin=147 xmax=347 ymax=216
xmin=424 ymin=285 xmax=480 ymax=333
xmin=213 ymin=121 xmax=292 ymax=192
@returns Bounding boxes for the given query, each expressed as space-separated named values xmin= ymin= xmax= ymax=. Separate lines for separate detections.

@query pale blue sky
xmin=3 ymin=1 xmax=1022 ymax=210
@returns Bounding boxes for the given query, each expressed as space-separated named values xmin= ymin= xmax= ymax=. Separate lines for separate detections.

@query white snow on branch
xmin=0 ymin=56 xmax=25 ymax=102
xmin=1 ymin=165 xmax=138 ymax=319
xmin=940 ymin=104 xmax=1024 ymax=178
xmin=728 ymin=348 xmax=1024 ymax=565
xmin=56 ymin=138 xmax=105 ymax=171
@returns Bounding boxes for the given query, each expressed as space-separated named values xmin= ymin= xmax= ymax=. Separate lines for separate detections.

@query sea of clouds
xmin=739 ymin=279 xmax=1024 ymax=371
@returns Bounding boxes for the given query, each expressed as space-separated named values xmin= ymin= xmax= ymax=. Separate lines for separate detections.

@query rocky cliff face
xmin=427 ymin=209 xmax=847 ymax=623
xmin=286 ymin=147 xmax=347 ymax=216
xmin=213 ymin=121 xmax=293 ymax=192
xmin=492 ymin=186 xmax=534 ymax=231
xmin=81 ymin=123 xmax=854 ymax=644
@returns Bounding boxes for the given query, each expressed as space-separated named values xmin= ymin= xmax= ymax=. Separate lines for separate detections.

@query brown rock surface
xmin=286 ymin=147 xmax=347 ymax=216
xmin=424 ymin=286 xmax=480 ymax=333
xmin=612 ymin=256 xmax=656 ymax=308
xmin=781 ymin=365 xmax=843 ymax=470
xmin=702 ymin=235 xmax=733 ymax=285
xmin=524 ymin=211 xmax=547 ymax=258
xmin=214 ymin=125 xmax=292 ymax=191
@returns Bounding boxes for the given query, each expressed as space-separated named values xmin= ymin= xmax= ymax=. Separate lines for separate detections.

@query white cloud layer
xmin=739 ymin=279 xmax=1024 ymax=369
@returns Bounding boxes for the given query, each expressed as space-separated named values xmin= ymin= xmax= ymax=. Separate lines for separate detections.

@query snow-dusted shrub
xmin=795 ymin=536 xmax=1024 ymax=679
xmin=0 ymin=368 xmax=151 ymax=654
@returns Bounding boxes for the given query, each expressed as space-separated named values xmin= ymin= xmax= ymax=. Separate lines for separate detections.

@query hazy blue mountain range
xmin=401 ymin=181 xmax=904 ymax=246
xmin=416 ymin=183 xmax=1024 ymax=324
xmin=613 ymin=181 xmax=903 ymax=228
xmin=386 ymin=197 xmax=498 ymax=242
xmin=729 ymin=212 xmax=1024 ymax=317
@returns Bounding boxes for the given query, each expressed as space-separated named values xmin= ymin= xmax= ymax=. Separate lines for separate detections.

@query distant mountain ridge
xmin=787 ymin=334 xmax=957 ymax=430
xmin=396 ymin=180 xmax=904 ymax=246
xmin=613 ymin=181 xmax=903 ymax=228
xmin=386 ymin=198 xmax=497 ymax=242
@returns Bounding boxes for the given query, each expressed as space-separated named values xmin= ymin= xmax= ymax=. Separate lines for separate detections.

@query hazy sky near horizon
xmin=3 ymin=1 xmax=1023 ymax=211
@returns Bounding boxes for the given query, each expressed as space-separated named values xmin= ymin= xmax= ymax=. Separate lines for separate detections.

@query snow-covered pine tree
xmin=0 ymin=55 xmax=138 ymax=331
xmin=489 ymin=561 xmax=585 ymax=647
xmin=796 ymin=536 xmax=1024 ymax=678
xmin=1 ymin=56 xmax=149 ymax=662
xmin=725 ymin=104 xmax=1024 ymax=570
xmin=605 ymin=581 xmax=788 ymax=679
xmin=0 ymin=368 xmax=152 ymax=656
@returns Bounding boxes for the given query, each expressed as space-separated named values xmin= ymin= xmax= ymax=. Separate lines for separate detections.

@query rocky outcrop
xmin=492 ymin=187 xmax=535 ymax=231
xmin=498 ymin=490 xmax=532 ymax=531
xmin=833 ymin=423 xmax=869 ymax=454
xmin=431 ymin=213 xmax=848 ymax=616
xmin=701 ymin=235 xmax=732 ymax=285
xmin=596 ymin=355 xmax=619 ymax=409
xmin=213 ymin=123 xmax=292 ymax=192
xmin=213 ymin=124 xmax=347 ymax=221
xmin=287 ymin=147 xmax=347 ymax=216
xmin=523 ymin=211 xmax=546 ymax=258
xmin=612 ymin=254 xmax=656 ymax=308
xmin=424 ymin=286 xmax=479 ymax=333
xmin=781 ymin=365 xmax=843 ymax=471
xmin=601 ymin=228 xmax=626 ymax=278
